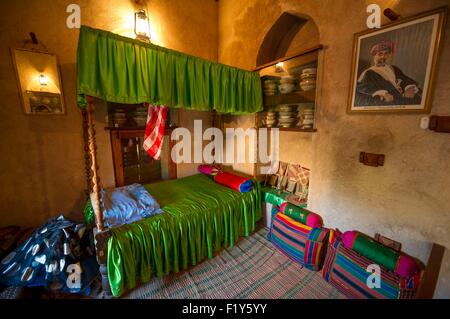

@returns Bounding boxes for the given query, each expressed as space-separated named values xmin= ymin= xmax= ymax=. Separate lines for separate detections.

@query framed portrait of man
xmin=347 ymin=7 xmax=446 ymax=113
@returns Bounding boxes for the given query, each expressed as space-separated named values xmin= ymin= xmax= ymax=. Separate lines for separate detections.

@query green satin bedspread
xmin=104 ymin=174 xmax=261 ymax=297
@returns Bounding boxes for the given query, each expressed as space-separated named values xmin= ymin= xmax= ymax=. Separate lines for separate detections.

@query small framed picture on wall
xmin=347 ymin=7 xmax=446 ymax=113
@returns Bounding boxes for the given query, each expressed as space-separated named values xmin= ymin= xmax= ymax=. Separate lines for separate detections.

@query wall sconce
xmin=11 ymin=48 xmax=65 ymax=114
xmin=275 ymin=62 xmax=284 ymax=73
xmin=135 ymin=9 xmax=151 ymax=42
xmin=39 ymin=74 xmax=48 ymax=86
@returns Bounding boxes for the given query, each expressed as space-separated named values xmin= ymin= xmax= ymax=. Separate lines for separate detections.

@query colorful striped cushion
xmin=322 ymin=234 xmax=421 ymax=299
xmin=269 ymin=212 xmax=329 ymax=271
xmin=342 ymin=230 xmax=420 ymax=279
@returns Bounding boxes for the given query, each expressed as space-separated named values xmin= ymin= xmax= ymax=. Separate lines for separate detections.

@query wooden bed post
xmin=81 ymin=109 xmax=93 ymax=198
xmin=86 ymin=96 xmax=103 ymax=231
xmin=85 ymin=96 xmax=112 ymax=298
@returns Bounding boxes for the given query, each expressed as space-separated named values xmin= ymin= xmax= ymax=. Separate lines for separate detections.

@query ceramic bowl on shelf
xmin=279 ymin=83 xmax=295 ymax=94
xmin=134 ymin=118 xmax=147 ymax=126
xmin=279 ymin=123 xmax=296 ymax=128
xmin=278 ymin=111 xmax=297 ymax=117
xmin=300 ymin=83 xmax=316 ymax=91
xmin=278 ymin=104 xmax=298 ymax=112
xmin=264 ymin=87 xmax=277 ymax=94
xmin=302 ymin=67 xmax=317 ymax=75
xmin=264 ymin=84 xmax=277 ymax=91
xmin=300 ymin=73 xmax=316 ymax=80
xmin=113 ymin=118 xmax=127 ymax=127
xmin=279 ymin=118 xmax=297 ymax=123
xmin=264 ymin=79 xmax=276 ymax=85
xmin=279 ymin=75 xmax=295 ymax=84
xmin=300 ymin=78 xmax=317 ymax=84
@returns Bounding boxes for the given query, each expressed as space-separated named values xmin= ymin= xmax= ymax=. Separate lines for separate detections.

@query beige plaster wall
xmin=218 ymin=0 xmax=450 ymax=297
xmin=0 ymin=0 xmax=217 ymax=227
xmin=285 ymin=19 xmax=320 ymax=57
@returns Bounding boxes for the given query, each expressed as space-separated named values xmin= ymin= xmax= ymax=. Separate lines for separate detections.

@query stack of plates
xmin=299 ymin=107 xmax=315 ymax=129
xmin=277 ymin=104 xmax=299 ymax=128
xmin=264 ymin=79 xmax=277 ymax=96
xmin=112 ymin=108 xmax=127 ymax=127
xmin=299 ymin=68 xmax=317 ymax=91
xmin=278 ymin=75 xmax=296 ymax=94
xmin=262 ymin=110 xmax=277 ymax=127
xmin=133 ymin=106 xmax=148 ymax=127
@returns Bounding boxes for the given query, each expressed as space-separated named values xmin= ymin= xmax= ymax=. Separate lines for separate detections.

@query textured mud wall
xmin=218 ymin=0 xmax=450 ymax=297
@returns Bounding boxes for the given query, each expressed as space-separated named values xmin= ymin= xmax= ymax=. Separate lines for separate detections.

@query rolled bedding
xmin=279 ymin=202 xmax=323 ymax=228
xmin=214 ymin=171 xmax=253 ymax=192
xmin=198 ymin=164 xmax=220 ymax=176
xmin=342 ymin=231 xmax=420 ymax=279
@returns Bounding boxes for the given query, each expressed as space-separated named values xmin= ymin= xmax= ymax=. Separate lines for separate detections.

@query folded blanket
xmin=342 ymin=231 xmax=419 ymax=279
xmin=101 ymin=183 xmax=163 ymax=228
xmin=214 ymin=171 xmax=253 ymax=192
xmin=279 ymin=202 xmax=323 ymax=228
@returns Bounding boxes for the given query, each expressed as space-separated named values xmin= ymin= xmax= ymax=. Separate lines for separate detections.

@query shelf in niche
xmin=105 ymin=126 xmax=177 ymax=134
xmin=263 ymin=90 xmax=315 ymax=106
xmin=260 ymin=127 xmax=317 ymax=132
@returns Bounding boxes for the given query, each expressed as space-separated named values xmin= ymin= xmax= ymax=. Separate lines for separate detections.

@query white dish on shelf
xmin=279 ymin=118 xmax=297 ymax=123
xmin=300 ymin=83 xmax=316 ymax=91
xmin=300 ymin=79 xmax=317 ymax=85
xmin=264 ymin=84 xmax=277 ymax=90
xmin=279 ymin=123 xmax=296 ymax=128
xmin=278 ymin=111 xmax=297 ymax=117
xmin=300 ymin=73 xmax=316 ymax=80
xmin=302 ymin=67 xmax=317 ymax=75
xmin=279 ymin=75 xmax=295 ymax=84
xmin=279 ymin=83 xmax=295 ymax=94
xmin=278 ymin=104 xmax=298 ymax=112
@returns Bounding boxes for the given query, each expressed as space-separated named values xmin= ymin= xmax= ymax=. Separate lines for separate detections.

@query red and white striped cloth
xmin=143 ymin=103 xmax=168 ymax=160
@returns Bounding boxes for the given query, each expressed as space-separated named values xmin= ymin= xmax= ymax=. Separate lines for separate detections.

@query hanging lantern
xmin=134 ymin=9 xmax=151 ymax=42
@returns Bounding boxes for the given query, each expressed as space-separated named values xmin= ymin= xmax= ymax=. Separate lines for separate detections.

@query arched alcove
xmin=256 ymin=12 xmax=320 ymax=66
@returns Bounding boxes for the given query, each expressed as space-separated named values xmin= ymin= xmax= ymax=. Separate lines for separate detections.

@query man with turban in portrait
xmin=355 ymin=40 xmax=422 ymax=106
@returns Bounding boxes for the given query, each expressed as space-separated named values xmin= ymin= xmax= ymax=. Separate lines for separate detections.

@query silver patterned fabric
xmin=0 ymin=215 xmax=98 ymax=294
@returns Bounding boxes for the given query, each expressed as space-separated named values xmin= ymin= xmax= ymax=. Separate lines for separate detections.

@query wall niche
xmin=256 ymin=12 xmax=320 ymax=67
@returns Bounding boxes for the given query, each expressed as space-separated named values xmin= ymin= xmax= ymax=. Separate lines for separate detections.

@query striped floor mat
xmin=124 ymin=228 xmax=346 ymax=299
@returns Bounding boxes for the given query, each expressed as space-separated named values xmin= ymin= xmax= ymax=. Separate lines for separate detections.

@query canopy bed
xmin=77 ymin=26 xmax=263 ymax=297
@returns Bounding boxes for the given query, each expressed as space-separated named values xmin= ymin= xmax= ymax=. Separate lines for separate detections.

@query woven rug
xmin=124 ymin=228 xmax=346 ymax=299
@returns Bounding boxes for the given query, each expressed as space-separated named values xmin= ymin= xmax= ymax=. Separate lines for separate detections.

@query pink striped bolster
xmin=395 ymin=255 xmax=419 ymax=279
xmin=306 ymin=213 xmax=323 ymax=228
xmin=342 ymin=231 xmax=359 ymax=249
xmin=280 ymin=202 xmax=289 ymax=212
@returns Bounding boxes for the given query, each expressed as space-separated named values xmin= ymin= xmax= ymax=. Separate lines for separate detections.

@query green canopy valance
xmin=77 ymin=26 xmax=262 ymax=114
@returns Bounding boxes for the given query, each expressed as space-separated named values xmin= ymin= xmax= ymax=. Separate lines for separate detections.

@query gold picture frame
xmin=347 ymin=6 xmax=447 ymax=113
xmin=11 ymin=48 xmax=65 ymax=115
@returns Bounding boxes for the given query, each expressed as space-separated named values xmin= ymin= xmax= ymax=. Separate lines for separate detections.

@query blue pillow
xmin=100 ymin=184 xmax=163 ymax=228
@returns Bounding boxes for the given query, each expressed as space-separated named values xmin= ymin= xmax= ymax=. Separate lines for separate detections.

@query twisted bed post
xmin=86 ymin=96 xmax=103 ymax=231
xmin=85 ymin=96 xmax=112 ymax=298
